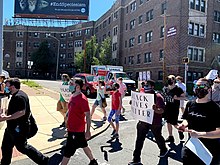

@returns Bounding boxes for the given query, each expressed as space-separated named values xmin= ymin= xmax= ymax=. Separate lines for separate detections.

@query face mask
xmin=167 ymin=79 xmax=173 ymax=85
xmin=176 ymin=80 xmax=180 ymax=83
xmin=4 ymin=86 xmax=10 ymax=93
xmin=194 ymin=88 xmax=209 ymax=99
xmin=69 ymin=85 xmax=75 ymax=93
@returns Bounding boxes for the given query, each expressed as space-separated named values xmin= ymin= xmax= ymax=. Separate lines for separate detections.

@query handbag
xmin=99 ymin=94 xmax=107 ymax=108
xmin=27 ymin=113 xmax=38 ymax=139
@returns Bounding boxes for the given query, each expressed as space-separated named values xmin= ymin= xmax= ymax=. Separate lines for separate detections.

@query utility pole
xmin=162 ymin=12 xmax=167 ymax=84
xmin=0 ymin=0 xmax=3 ymax=74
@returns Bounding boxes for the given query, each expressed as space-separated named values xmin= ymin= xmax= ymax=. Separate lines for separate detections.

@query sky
xmin=3 ymin=0 xmax=115 ymax=22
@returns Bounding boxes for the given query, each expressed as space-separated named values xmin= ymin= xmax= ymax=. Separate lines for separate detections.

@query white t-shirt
xmin=96 ymin=86 xmax=105 ymax=101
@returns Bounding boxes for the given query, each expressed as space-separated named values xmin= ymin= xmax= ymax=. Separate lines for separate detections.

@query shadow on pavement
xmin=91 ymin=120 xmax=105 ymax=130
xmin=167 ymin=141 xmax=184 ymax=163
xmin=48 ymin=153 xmax=63 ymax=165
xmin=48 ymin=127 xmax=66 ymax=142
xmin=100 ymin=138 xmax=123 ymax=161
xmin=119 ymin=114 xmax=128 ymax=121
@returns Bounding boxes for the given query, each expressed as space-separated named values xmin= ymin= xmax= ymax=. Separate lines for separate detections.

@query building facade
xmin=3 ymin=0 xmax=220 ymax=82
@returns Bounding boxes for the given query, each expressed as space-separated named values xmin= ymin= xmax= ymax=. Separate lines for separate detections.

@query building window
xmin=75 ymin=30 xmax=81 ymax=37
xmin=74 ymin=40 xmax=82 ymax=47
xmin=16 ymin=51 xmax=23 ymax=57
xmin=60 ymin=33 xmax=66 ymax=38
xmin=125 ymin=40 xmax=127 ymax=48
xmin=130 ymin=1 xmax=137 ymax=12
xmin=60 ymin=54 xmax=66 ymax=59
xmin=213 ymin=33 xmax=220 ymax=43
xmin=113 ymin=26 xmax=118 ymax=36
xmin=159 ymin=49 xmax=164 ymax=61
xmin=125 ymin=23 xmax=128 ymax=31
xmin=218 ymin=55 xmax=220 ymax=63
xmin=68 ymin=42 xmax=73 ymax=47
xmin=103 ymin=20 xmax=107 ymax=28
xmin=161 ymin=2 xmax=167 ymax=14
xmin=187 ymin=46 xmax=205 ymax=62
xmin=138 ymin=35 xmax=142 ymax=44
xmin=16 ymin=62 xmax=22 ymax=68
xmin=33 ymin=42 xmax=40 ymax=48
xmin=16 ymin=41 xmax=23 ymax=47
xmin=160 ymin=26 xmax=164 ymax=38
xmin=137 ymin=54 xmax=141 ymax=64
xmin=128 ymin=56 xmax=134 ymax=65
xmin=113 ymin=11 xmax=118 ymax=20
xmin=67 ymin=53 xmax=73 ymax=58
xmin=108 ymin=17 xmax=111 ymax=24
xmin=146 ymin=9 xmax=153 ymax=22
xmin=60 ymin=43 xmax=66 ymax=49
xmin=112 ymin=43 xmax=117 ymax=51
xmin=69 ymin=32 xmax=74 ymax=37
xmin=16 ymin=32 xmax=23 ymax=37
xmin=145 ymin=31 xmax=153 ymax=42
xmin=124 ymin=57 xmax=127 ymax=64
xmin=188 ymin=22 xmax=205 ymax=37
xmin=34 ymin=32 xmax=39 ymax=38
xmin=140 ymin=0 xmax=143 ymax=5
xmin=144 ymin=52 xmax=152 ymax=63
xmin=187 ymin=71 xmax=203 ymax=81
xmin=85 ymin=29 xmax=91 ymax=35
xmin=190 ymin=0 xmax=206 ymax=13
xmin=138 ymin=15 xmax=143 ymax=24
xmin=214 ymin=11 xmax=220 ymax=22
xmin=158 ymin=71 xmax=163 ymax=80
xmin=129 ymin=37 xmax=135 ymax=47
xmin=130 ymin=19 xmax=136 ymax=30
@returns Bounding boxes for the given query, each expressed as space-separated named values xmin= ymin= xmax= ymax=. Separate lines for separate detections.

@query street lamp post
xmin=27 ymin=60 xmax=33 ymax=82
xmin=48 ymin=35 xmax=60 ymax=80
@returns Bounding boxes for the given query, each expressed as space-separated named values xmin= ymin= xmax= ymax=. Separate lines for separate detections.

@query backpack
xmin=27 ymin=113 xmax=38 ymax=139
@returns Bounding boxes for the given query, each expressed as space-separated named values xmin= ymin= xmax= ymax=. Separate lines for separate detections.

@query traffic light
xmin=182 ymin=57 xmax=189 ymax=64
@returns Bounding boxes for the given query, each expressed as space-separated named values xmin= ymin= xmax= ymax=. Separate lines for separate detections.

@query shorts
xmin=164 ymin=107 xmax=179 ymax=125
xmin=108 ymin=109 xmax=120 ymax=123
xmin=94 ymin=99 xmax=102 ymax=108
xmin=63 ymin=132 xmax=88 ymax=158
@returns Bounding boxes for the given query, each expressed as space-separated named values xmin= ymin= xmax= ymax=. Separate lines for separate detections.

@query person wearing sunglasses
xmin=178 ymin=78 xmax=220 ymax=164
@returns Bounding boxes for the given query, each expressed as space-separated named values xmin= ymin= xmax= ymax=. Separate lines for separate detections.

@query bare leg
xmin=90 ymin=104 xmax=97 ymax=119
xmin=109 ymin=121 xmax=116 ymax=131
xmin=115 ymin=123 xmax=119 ymax=133
xmin=83 ymin=146 xmax=94 ymax=160
xmin=101 ymin=108 xmax=106 ymax=118
xmin=167 ymin=123 xmax=173 ymax=136
xmin=60 ymin=157 xmax=70 ymax=165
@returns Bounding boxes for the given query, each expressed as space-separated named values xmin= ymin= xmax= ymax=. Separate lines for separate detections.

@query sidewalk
xmin=0 ymin=84 xmax=109 ymax=162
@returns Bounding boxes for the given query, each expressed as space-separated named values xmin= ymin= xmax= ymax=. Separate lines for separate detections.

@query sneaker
xmin=60 ymin=121 xmax=65 ymax=127
xmin=128 ymin=161 xmax=143 ymax=165
xmin=178 ymin=131 xmax=184 ymax=140
xmin=165 ymin=136 xmax=174 ymax=143
xmin=159 ymin=149 xmax=169 ymax=158
xmin=112 ymin=132 xmax=119 ymax=139
xmin=111 ymin=129 xmax=116 ymax=135
xmin=89 ymin=159 xmax=98 ymax=165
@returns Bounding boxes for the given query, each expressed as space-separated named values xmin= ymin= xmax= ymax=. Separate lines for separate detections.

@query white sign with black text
xmin=60 ymin=85 xmax=72 ymax=102
xmin=131 ymin=91 xmax=154 ymax=124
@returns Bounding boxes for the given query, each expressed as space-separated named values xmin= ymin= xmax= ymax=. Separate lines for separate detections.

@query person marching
xmin=60 ymin=78 xmax=98 ymax=165
xmin=175 ymin=76 xmax=186 ymax=114
xmin=162 ymin=75 xmax=185 ymax=143
xmin=57 ymin=74 xmax=70 ymax=127
xmin=90 ymin=80 xmax=107 ymax=121
xmin=117 ymin=77 xmax=127 ymax=114
xmin=128 ymin=80 xmax=168 ymax=165
xmin=107 ymin=83 xmax=122 ymax=139
xmin=178 ymin=78 xmax=220 ymax=164
xmin=0 ymin=78 xmax=49 ymax=165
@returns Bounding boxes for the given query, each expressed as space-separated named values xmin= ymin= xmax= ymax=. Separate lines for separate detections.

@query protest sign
xmin=60 ymin=85 xmax=72 ymax=102
xmin=131 ymin=91 xmax=154 ymax=124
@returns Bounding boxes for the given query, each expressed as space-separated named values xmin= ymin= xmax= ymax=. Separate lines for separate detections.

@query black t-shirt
xmin=183 ymin=100 xmax=220 ymax=155
xmin=7 ymin=90 xmax=30 ymax=130
xmin=163 ymin=85 xmax=184 ymax=110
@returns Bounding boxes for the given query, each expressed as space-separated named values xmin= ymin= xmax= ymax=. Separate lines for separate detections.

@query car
xmin=74 ymin=73 xmax=98 ymax=96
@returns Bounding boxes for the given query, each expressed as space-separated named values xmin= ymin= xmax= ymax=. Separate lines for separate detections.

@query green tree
xmin=74 ymin=51 xmax=84 ymax=72
xmin=31 ymin=41 xmax=55 ymax=74
xmin=99 ymin=37 xmax=113 ymax=65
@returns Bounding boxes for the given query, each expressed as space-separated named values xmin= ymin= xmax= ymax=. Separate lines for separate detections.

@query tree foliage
xmin=99 ymin=37 xmax=112 ymax=65
xmin=31 ymin=41 xmax=55 ymax=73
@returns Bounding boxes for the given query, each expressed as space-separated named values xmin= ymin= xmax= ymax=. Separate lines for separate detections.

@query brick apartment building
xmin=3 ymin=0 xmax=220 ymax=82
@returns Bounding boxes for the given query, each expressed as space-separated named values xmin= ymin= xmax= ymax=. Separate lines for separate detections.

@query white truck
xmin=91 ymin=65 xmax=136 ymax=95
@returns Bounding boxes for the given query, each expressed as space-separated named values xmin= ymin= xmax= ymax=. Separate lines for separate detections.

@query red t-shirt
xmin=110 ymin=90 xmax=121 ymax=110
xmin=67 ymin=93 xmax=90 ymax=132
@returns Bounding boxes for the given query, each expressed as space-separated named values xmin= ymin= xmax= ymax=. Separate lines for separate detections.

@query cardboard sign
xmin=60 ymin=85 xmax=72 ymax=102
xmin=131 ymin=91 xmax=154 ymax=124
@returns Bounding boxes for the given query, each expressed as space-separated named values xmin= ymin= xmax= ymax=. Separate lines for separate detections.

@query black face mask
xmin=194 ymin=88 xmax=209 ymax=99
xmin=167 ymin=79 xmax=173 ymax=85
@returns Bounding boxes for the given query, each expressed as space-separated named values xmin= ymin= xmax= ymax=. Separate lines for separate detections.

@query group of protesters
xmin=0 ymin=72 xmax=220 ymax=165
xmin=129 ymin=75 xmax=220 ymax=165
